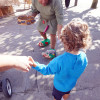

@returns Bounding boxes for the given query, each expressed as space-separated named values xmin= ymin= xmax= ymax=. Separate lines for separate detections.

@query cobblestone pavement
xmin=0 ymin=0 xmax=100 ymax=100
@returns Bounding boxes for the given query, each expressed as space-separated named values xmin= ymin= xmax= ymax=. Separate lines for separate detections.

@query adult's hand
xmin=13 ymin=56 xmax=33 ymax=72
xmin=0 ymin=55 xmax=33 ymax=72
xmin=28 ymin=56 xmax=37 ymax=67
xmin=26 ymin=11 xmax=37 ymax=18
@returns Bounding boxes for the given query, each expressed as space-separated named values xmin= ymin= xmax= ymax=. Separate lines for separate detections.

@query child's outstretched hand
xmin=28 ymin=56 xmax=37 ymax=67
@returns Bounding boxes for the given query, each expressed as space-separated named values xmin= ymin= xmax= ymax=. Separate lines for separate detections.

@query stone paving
xmin=0 ymin=0 xmax=100 ymax=100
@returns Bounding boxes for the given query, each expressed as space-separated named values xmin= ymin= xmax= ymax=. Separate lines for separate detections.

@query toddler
xmin=31 ymin=18 xmax=92 ymax=100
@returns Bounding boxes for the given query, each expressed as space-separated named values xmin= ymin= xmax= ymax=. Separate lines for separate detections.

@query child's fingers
xmin=28 ymin=56 xmax=37 ymax=67
xmin=28 ymin=56 xmax=35 ymax=66
xmin=28 ymin=56 xmax=34 ymax=63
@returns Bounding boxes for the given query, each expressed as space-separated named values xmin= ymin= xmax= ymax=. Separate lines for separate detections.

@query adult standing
xmin=30 ymin=0 xmax=63 ymax=59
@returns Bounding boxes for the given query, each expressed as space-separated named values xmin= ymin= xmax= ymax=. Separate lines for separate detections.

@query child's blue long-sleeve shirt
xmin=32 ymin=51 xmax=88 ymax=92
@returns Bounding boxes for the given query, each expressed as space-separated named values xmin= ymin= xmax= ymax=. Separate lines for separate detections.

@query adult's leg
xmin=65 ymin=0 xmax=70 ymax=8
xmin=41 ymin=34 xmax=56 ymax=58
xmin=39 ymin=31 xmax=47 ymax=39
xmin=38 ymin=32 xmax=50 ymax=47
xmin=50 ymin=34 xmax=56 ymax=49
xmin=54 ymin=98 xmax=56 ymax=100
xmin=63 ymin=94 xmax=70 ymax=100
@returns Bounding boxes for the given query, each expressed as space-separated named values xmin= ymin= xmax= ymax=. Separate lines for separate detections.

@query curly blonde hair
xmin=60 ymin=18 xmax=92 ymax=52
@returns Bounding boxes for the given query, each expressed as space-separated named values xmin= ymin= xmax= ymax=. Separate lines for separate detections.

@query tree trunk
xmin=65 ymin=0 xmax=70 ymax=8
xmin=91 ymin=0 xmax=98 ymax=9
xmin=74 ymin=0 xmax=78 ymax=6
xmin=0 ymin=8 xmax=3 ymax=17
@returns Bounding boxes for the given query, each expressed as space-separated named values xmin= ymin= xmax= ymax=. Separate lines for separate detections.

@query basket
xmin=17 ymin=15 xmax=35 ymax=25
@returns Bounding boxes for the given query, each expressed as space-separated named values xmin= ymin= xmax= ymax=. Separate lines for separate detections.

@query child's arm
xmin=0 ymin=55 xmax=33 ymax=72
xmin=32 ymin=58 xmax=61 ymax=75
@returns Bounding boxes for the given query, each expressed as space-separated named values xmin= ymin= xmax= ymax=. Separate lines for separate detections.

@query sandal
xmin=42 ymin=49 xmax=56 ymax=59
xmin=38 ymin=39 xmax=50 ymax=47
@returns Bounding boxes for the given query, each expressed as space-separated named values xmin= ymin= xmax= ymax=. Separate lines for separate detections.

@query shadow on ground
xmin=0 ymin=6 xmax=100 ymax=100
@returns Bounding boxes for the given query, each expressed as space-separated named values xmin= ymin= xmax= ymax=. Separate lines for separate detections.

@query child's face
xmin=38 ymin=0 xmax=49 ymax=6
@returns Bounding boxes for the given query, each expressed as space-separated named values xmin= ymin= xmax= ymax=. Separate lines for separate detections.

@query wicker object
xmin=17 ymin=15 xmax=35 ymax=25
xmin=0 ymin=0 xmax=20 ymax=6
xmin=0 ymin=6 xmax=13 ymax=17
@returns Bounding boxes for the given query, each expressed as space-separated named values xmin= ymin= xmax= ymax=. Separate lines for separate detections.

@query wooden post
xmin=0 ymin=8 xmax=3 ymax=17
xmin=24 ymin=0 xmax=31 ymax=9
xmin=91 ymin=0 xmax=98 ymax=9
xmin=74 ymin=0 xmax=78 ymax=6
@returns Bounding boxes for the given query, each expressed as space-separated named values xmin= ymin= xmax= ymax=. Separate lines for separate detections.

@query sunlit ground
xmin=0 ymin=0 xmax=100 ymax=100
